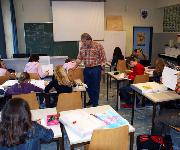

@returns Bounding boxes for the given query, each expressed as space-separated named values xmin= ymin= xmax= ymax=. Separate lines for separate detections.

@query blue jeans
xmin=119 ymin=86 xmax=132 ymax=104
xmin=84 ymin=66 xmax=102 ymax=107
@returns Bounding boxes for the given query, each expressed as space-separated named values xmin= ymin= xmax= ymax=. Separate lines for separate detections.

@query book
xmin=46 ymin=114 xmax=60 ymax=126
xmin=94 ymin=110 xmax=129 ymax=129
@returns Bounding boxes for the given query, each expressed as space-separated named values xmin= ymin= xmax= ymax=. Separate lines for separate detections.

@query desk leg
xmin=110 ymin=76 xmax=112 ymax=88
xmin=84 ymin=91 xmax=86 ymax=108
xmin=116 ymin=81 xmax=119 ymax=111
xmin=151 ymin=103 xmax=157 ymax=134
xmin=130 ymin=132 xmax=134 ymax=150
xmin=60 ymin=123 xmax=65 ymax=150
xmin=131 ymin=91 xmax=135 ymax=125
xmin=107 ymin=74 xmax=109 ymax=101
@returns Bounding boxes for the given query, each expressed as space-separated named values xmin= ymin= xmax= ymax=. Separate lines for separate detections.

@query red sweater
xmin=128 ymin=63 xmax=145 ymax=81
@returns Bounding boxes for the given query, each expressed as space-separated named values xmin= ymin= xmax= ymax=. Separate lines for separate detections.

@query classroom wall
xmin=156 ymin=0 xmax=180 ymax=8
xmin=4 ymin=0 xmax=180 ymax=58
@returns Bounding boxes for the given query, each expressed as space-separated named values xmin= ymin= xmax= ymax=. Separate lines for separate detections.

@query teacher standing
xmin=73 ymin=33 xmax=106 ymax=107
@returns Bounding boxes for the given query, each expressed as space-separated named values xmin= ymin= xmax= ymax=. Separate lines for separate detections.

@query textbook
xmin=59 ymin=110 xmax=105 ymax=137
xmin=94 ymin=110 xmax=129 ymax=129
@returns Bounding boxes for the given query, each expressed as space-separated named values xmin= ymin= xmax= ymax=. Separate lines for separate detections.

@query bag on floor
xmin=136 ymin=134 xmax=173 ymax=150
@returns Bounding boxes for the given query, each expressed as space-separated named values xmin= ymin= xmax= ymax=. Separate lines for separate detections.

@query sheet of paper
xmin=39 ymin=56 xmax=50 ymax=65
xmin=42 ymin=64 xmax=54 ymax=76
xmin=30 ymin=80 xmax=45 ymax=90
xmin=1 ymin=80 xmax=18 ymax=87
xmin=162 ymin=66 xmax=178 ymax=90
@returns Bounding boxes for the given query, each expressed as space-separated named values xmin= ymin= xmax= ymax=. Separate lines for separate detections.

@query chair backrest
xmin=88 ymin=125 xmax=129 ymax=150
xmin=56 ymin=92 xmax=82 ymax=112
xmin=68 ymin=67 xmax=84 ymax=82
xmin=0 ymin=76 xmax=9 ymax=85
xmin=116 ymin=60 xmax=127 ymax=72
xmin=12 ymin=92 xmax=39 ymax=110
xmin=133 ymin=74 xmax=149 ymax=84
xmin=29 ymin=73 xmax=40 ymax=80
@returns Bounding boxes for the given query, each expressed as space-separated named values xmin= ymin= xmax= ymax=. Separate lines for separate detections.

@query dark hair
xmin=0 ymin=98 xmax=32 ymax=147
xmin=18 ymin=72 xmax=30 ymax=84
xmin=28 ymin=54 xmax=39 ymax=62
xmin=113 ymin=47 xmax=124 ymax=59
xmin=126 ymin=56 xmax=138 ymax=64
xmin=0 ymin=60 xmax=4 ymax=68
xmin=81 ymin=33 xmax=92 ymax=41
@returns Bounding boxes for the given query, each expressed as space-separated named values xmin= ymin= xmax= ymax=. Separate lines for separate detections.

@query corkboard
xmin=106 ymin=16 xmax=123 ymax=31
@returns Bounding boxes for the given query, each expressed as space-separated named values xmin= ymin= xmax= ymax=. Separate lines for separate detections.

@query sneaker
xmin=86 ymin=101 xmax=92 ymax=106
xmin=120 ymin=104 xmax=133 ymax=108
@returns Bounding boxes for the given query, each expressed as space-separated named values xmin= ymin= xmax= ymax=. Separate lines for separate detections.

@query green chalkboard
xmin=24 ymin=23 xmax=79 ymax=58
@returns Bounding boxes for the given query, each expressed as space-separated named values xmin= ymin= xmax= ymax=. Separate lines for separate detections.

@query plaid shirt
xmin=77 ymin=41 xmax=106 ymax=67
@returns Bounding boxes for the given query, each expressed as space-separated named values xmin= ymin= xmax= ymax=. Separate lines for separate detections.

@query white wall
xmin=12 ymin=0 xmax=178 ymax=57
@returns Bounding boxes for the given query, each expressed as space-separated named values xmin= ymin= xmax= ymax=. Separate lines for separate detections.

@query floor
xmin=42 ymin=75 xmax=180 ymax=150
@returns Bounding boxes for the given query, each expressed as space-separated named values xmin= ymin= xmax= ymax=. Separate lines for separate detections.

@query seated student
xmin=5 ymin=72 xmax=43 ymax=98
xmin=111 ymin=47 xmax=124 ymax=71
xmin=0 ymin=98 xmax=54 ymax=150
xmin=153 ymin=58 xmax=165 ymax=83
xmin=44 ymin=66 xmax=73 ymax=107
xmin=24 ymin=54 xmax=49 ymax=78
xmin=131 ymin=48 xmax=147 ymax=62
xmin=45 ymin=65 xmax=73 ymax=94
xmin=63 ymin=58 xmax=77 ymax=72
xmin=0 ymin=59 xmax=16 ymax=79
xmin=119 ymin=56 xmax=145 ymax=108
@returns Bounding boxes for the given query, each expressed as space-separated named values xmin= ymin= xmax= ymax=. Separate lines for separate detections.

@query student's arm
xmin=44 ymin=80 xmax=56 ymax=93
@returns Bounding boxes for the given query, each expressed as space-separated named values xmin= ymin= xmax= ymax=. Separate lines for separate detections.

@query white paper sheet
xmin=42 ymin=64 xmax=54 ymax=76
xmin=162 ymin=67 xmax=178 ymax=90
xmin=30 ymin=80 xmax=45 ymax=90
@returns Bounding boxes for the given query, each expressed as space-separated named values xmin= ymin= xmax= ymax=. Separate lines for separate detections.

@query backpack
xmin=137 ymin=134 xmax=173 ymax=150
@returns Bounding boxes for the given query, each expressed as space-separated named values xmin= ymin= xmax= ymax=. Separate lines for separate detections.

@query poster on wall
xmin=133 ymin=27 xmax=153 ymax=60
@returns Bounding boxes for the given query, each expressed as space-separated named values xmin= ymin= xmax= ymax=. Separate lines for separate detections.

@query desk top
xmin=131 ymin=82 xmax=180 ymax=103
xmin=31 ymin=108 xmax=62 ymax=138
xmin=107 ymin=72 xmax=129 ymax=81
xmin=61 ymin=105 xmax=135 ymax=145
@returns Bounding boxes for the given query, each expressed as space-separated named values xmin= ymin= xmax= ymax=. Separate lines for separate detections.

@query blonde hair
xmin=54 ymin=66 xmax=73 ymax=87
xmin=18 ymin=72 xmax=30 ymax=84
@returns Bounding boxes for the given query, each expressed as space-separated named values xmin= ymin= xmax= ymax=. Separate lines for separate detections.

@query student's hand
xmin=45 ymin=70 xmax=49 ymax=76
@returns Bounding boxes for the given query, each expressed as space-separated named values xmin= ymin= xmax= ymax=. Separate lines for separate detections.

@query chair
xmin=133 ymin=74 xmax=149 ymax=84
xmin=12 ymin=92 xmax=39 ymax=110
xmin=116 ymin=60 xmax=127 ymax=72
xmin=29 ymin=73 xmax=40 ymax=80
xmin=88 ymin=125 xmax=129 ymax=150
xmin=56 ymin=92 xmax=82 ymax=112
xmin=0 ymin=76 xmax=9 ymax=85
xmin=68 ymin=67 xmax=84 ymax=82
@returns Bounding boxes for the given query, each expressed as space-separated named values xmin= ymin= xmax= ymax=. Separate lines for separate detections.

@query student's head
xmin=113 ymin=47 xmax=122 ymax=57
xmin=28 ymin=54 xmax=39 ymax=62
xmin=0 ymin=98 xmax=32 ymax=147
xmin=54 ymin=65 xmax=72 ymax=87
xmin=154 ymin=58 xmax=165 ymax=73
xmin=0 ymin=60 xmax=6 ymax=69
xmin=18 ymin=72 xmax=30 ymax=84
xmin=126 ymin=56 xmax=138 ymax=67
xmin=81 ymin=33 xmax=92 ymax=47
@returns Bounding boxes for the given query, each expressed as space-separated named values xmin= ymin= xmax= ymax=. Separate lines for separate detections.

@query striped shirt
xmin=77 ymin=41 xmax=106 ymax=67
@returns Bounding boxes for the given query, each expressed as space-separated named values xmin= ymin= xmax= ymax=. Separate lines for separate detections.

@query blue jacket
xmin=0 ymin=122 xmax=54 ymax=150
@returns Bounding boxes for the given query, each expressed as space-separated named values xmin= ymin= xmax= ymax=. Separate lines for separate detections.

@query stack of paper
xmin=59 ymin=110 xmax=105 ymax=137
xmin=133 ymin=82 xmax=168 ymax=94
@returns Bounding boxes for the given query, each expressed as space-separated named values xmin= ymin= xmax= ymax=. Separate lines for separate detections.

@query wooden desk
xmin=31 ymin=108 xmax=62 ymax=150
xmin=106 ymin=72 xmax=129 ymax=110
xmin=60 ymin=105 xmax=135 ymax=150
xmin=130 ymin=82 xmax=180 ymax=133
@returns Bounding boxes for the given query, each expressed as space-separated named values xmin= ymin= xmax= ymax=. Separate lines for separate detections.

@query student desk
xmin=59 ymin=105 xmax=135 ymax=150
xmin=31 ymin=108 xmax=63 ymax=150
xmin=130 ymin=82 xmax=180 ymax=133
xmin=106 ymin=72 xmax=129 ymax=110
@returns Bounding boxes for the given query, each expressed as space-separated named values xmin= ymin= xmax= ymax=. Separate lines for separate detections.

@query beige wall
xmin=12 ymin=0 xmax=179 ymax=56
xmin=156 ymin=0 xmax=180 ymax=8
